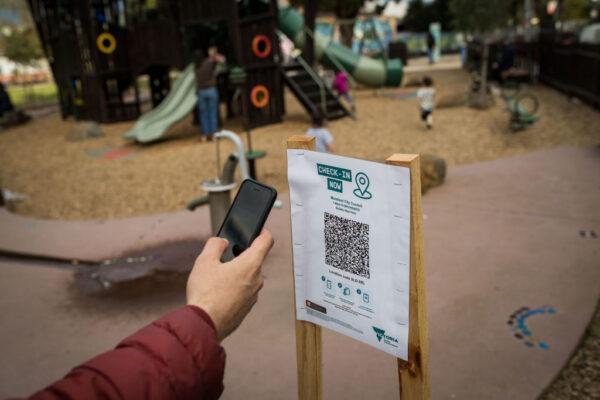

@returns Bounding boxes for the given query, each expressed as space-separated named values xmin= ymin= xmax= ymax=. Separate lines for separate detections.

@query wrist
xmin=187 ymin=304 xmax=222 ymax=340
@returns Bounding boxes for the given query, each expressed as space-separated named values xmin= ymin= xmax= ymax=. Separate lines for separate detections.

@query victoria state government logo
xmin=372 ymin=326 xmax=399 ymax=347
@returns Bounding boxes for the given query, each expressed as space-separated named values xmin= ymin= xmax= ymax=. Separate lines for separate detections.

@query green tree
xmin=449 ymin=0 xmax=512 ymax=108
xmin=560 ymin=0 xmax=590 ymax=21
xmin=449 ymin=0 xmax=512 ymax=33
xmin=403 ymin=0 xmax=452 ymax=32
xmin=4 ymin=27 xmax=42 ymax=67
xmin=289 ymin=0 xmax=365 ymax=47
xmin=3 ymin=27 xmax=43 ymax=103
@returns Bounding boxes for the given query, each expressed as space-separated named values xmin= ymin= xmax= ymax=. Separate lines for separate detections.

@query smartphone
xmin=217 ymin=179 xmax=277 ymax=261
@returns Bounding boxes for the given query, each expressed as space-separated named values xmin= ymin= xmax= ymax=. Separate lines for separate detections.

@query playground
xmin=2 ymin=66 xmax=599 ymax=220
xmin=1 ymin=0 xmax=600 ymax=399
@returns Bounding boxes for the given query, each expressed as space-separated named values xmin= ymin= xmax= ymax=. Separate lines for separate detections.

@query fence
xmin=537 ymin=42 xmax=600 ymax=109
xmin=468 ymin=40 xmax=600 ymax=110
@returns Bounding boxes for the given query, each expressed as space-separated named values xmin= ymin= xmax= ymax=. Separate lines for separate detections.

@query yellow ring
xmin=250 ymin=85 xmax=270 ymax=108
xmin=97 ymin=32 xmax=117 ymax=54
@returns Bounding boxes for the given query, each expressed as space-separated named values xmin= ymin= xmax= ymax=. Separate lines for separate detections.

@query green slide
xmin=278 ymin=7 xmax=402 ymax=87
xmin=124 ymin=63 xmax=197 ymax=143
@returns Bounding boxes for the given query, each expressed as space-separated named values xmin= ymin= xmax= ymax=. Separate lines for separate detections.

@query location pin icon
xmin=356 ymin=172 xmax=369 ymax=195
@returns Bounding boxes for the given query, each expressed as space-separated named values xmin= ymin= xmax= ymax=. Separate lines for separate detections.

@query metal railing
xmin=302 ymin=26 xmax=357 ymax=89
xmin=302 ymin=26 xmax=356 ymax=118
xmin=294 ymin=54 xmax=327 ymax=116
xmin=278 ymin=29 xmax=356 ymax=119
xmin=277 ymin=29 xmax=326 ymax=116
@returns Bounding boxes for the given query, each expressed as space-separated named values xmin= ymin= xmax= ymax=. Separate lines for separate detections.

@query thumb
xmin=198 ymin=237 xmax=229 ymax=263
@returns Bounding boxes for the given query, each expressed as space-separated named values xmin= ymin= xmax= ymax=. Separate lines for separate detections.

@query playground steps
xmin=282 ymin=61 xmax=350 ymax=121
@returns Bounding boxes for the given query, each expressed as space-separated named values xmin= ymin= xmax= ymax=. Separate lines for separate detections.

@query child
xmin=333 ymin=71 xmax=354 ymax=111
xmin=417 ymin=76 xmax=435 ymax=129
xmin=305 ymin=115 xmax=335 ymax=153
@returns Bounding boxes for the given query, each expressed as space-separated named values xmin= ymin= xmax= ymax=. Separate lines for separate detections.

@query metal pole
xmin=208 ymin=190 xmax=231 ymax=235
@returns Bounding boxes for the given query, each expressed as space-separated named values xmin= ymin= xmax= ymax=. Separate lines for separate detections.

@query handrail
xmin=295 ymin=55 xmax=327 ymax=116
xmin=277 ymin=29 xmax=326 ymax=115
xmin=302 ymin=26 xmax=357 ymax=88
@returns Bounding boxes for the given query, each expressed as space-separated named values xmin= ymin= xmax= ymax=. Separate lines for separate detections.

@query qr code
xmin=324 ymin=212 xmax=370 ymax=278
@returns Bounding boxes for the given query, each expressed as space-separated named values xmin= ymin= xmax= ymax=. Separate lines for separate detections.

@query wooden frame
xmin=287 ymin=136 xmax=430 ymax=399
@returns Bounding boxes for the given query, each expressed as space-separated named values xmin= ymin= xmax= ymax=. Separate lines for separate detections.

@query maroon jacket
xmin=28 ymin=306 xmax=225 ymax=400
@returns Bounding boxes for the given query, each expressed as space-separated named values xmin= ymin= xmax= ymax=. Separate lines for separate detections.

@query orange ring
xmin=250 ymin=85 xmax=270 ymax=108
xmin=252 ymin=34 xmax=272 ymax=59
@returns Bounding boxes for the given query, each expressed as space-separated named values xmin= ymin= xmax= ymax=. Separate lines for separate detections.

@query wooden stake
xmin=287 ymin=135 xmax=323 ymax=400
xmin=386 ymin=154 xmax=430 ymax=400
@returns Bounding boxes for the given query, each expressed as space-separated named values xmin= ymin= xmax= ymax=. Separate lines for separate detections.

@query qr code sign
xmin=324 ymin=212 xmax=370 ymax=278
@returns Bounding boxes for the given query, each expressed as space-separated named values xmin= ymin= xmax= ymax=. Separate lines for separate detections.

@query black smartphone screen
xmin=217 ymin=179 xmax=277 ymax=261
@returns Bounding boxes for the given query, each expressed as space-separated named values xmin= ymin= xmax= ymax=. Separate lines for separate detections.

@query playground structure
xmin=502 ymin=88 xmax=540 ymax=131
xmin=27 ymin=1 xmax=405 ymax=141
xmin=27 ymin=0 xmax=285 ymax=130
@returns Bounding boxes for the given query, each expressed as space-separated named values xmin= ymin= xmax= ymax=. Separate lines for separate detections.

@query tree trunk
xmin=469 ymin=39 xmax=494 ymax=109
xmin=480 ymin=41 xmax=489 ymax=96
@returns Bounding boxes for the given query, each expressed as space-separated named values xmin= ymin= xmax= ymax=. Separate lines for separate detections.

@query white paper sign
xmin=287 ymin=149 xmax=411 ymax=359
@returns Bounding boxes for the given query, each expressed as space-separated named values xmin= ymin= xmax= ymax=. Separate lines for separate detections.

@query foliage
xmin=449 ymin=0 xmax=512 ymax=33
xmin=289 ymin=0 xmax=365 ymax=17
xmin=560 ymin=0 xmax=590 ymax=21
xmin=0 ymin=0 xmax=33 ymax=26
xmin=3 ymin=27 xmax=42 ymax=67
xmin=403 ymin=0 xmax=452 ymax=32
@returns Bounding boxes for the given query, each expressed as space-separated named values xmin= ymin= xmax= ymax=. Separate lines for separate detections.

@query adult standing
xmin=426 ymin=31 xmax=435 ymax=65
xmin=195 ymin=46 xmax=225 ymax=141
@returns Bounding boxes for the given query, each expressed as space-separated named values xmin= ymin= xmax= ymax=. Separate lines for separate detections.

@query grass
xmin=6 ymin=81 xmax=58 ymax=108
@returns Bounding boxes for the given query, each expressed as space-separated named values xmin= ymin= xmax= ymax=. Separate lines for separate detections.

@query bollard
xmin=201 ymin=179 xmax=237 ymax=235
xmin=198 ymin=130 xmax=250 ymax=235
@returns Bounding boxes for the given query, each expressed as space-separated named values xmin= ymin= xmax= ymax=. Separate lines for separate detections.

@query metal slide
xmin=278 ymin=7 xmax=403 ymax=87
xmin=124 ymin=63 xmax=197 ymax=143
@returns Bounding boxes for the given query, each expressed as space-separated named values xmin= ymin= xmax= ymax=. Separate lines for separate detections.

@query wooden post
xmin=386 ymin=154 xmax=430 ymax=400
xmin=287 ymin=135 xmax=323 ymax=400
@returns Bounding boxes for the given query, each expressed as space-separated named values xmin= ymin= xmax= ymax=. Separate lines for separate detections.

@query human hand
xmin=186 ymin=230 xmax=274 ymax=341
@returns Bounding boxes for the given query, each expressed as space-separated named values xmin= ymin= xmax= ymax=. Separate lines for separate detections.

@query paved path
xmin=405 ymin=54 xmax=462 ymax=73
xmin=0 ymin=146 xmax=598 ymax=399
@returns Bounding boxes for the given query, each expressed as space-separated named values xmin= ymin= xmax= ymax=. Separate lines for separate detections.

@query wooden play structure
xmin=27 ymin=0 xmax=285 ymax=129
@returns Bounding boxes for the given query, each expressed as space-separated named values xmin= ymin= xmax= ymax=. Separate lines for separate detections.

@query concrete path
xmin=405 ymin=54 xmax=462 ymax=73
xmin=0 ymin=145 xmax=598 ymax=399
xmin=0 ymin=206 xmax=212 ymax=262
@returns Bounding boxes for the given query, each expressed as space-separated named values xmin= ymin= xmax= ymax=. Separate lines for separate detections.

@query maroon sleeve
xmin=28 ymin=306 xmax=225 ymax=400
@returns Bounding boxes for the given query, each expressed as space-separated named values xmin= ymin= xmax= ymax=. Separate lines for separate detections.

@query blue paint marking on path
xmin=507 ymin=305 xmax=556 ymax=350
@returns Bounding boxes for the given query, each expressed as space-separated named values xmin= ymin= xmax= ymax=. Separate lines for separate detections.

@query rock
xmin=420 ymin=154 xmax=447 ymax=193
xmin=437 ymin=92 xmax=467 ymax=108
xmin=403 ymin=77 xmax=424 ymax=88
xmin=66 ymin=122 xmax=103 ymax=141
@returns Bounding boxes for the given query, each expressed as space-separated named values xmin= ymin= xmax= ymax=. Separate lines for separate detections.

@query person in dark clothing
xmin=195 ymin=46 xmax=225 ymax=141
xmin=26 ymin=229 xmax=274 ymax=400
xmin=426 ymin=31 xmax=435 ymax=65
xmin=0 ymin=82 xmax=15 ymax=117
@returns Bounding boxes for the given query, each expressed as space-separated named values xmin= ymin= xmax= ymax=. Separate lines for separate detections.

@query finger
xmin=198 ymin=237 xmax=229 ymax=263
xmin=240 ymin=229 xmax=274 ymax=265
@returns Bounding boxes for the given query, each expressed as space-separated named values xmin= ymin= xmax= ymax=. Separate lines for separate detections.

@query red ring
xmin=252 ymin=34 xmax=272 ymax=59
xmin=250 ymin=85 xmax=270 ymax=108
